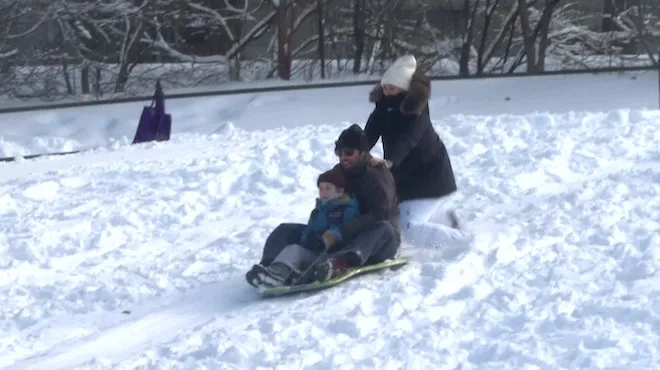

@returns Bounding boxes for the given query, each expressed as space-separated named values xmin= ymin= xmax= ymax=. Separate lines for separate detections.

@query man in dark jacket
xmin=246 ymin=124 xmax=400 ymax=287
xmin=315 ymin=123 xmax=401 ymax=280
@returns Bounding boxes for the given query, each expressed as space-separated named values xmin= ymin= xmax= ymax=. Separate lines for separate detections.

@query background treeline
xmin=2 ymin=0 xmax=657 ymax=101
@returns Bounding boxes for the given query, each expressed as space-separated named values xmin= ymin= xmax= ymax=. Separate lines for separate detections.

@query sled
xmin=258 ymin=257 xmax=410 ymax=297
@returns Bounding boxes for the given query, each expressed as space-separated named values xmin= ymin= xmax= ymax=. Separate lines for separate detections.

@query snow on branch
xmin=150 ymin=26 xmax=229 ymax=65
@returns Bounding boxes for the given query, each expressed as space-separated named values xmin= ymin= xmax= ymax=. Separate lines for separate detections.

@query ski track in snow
xmin=0 ymin=108 xmax=659 ymax=369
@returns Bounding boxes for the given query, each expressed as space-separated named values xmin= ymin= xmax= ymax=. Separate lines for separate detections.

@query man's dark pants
xmin=259 ymin=221 xmax=399 ymax=267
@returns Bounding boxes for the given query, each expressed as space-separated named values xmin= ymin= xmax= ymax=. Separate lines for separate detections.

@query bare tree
xmin=514 ymin=0 xmax=560 ymax=73
xmin=0 ymin=0 xmax=60 ymax=99
xmin=542 ymin=3 xmax=609 ymax=68
xmin=2 ymin=0 xmax=659 ymax=103
xmin=55 ymin=0 xmax=154 ymax=94
xmin=456 ymin=0 xmax=520 ymax=75
xmin=52 ymin=0 xmax=280 ymax=94
xmin=606 ymin=0 xmax=660 ymax=64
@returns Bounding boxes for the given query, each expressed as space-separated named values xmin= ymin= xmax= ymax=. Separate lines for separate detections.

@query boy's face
xmin=318 ymin=182 xmax=342 ymax=201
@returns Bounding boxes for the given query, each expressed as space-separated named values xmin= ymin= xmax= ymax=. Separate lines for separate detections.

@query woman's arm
xmin=388 ymin=117 xmax=429 ymax=168
xmin=363 ymin=110 xmax=383 ymax=150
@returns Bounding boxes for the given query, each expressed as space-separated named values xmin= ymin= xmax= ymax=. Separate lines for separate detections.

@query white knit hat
xmin=380 ymin=55 xmax=417 ymax=90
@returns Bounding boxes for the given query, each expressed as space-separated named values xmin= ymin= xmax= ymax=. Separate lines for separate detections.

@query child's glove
xmin=321 ymin=228 xmax=343 ymax=250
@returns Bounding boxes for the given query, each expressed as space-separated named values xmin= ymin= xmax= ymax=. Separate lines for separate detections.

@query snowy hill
xmin=1 ymin=71 xmax=660 ymax=369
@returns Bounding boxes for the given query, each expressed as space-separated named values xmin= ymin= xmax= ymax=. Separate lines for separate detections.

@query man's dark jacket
xmin=332 ymin=154 xmax=401 ymax=244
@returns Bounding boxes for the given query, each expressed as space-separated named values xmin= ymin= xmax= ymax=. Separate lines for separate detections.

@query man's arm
xmin=339 ymin=169 xmax=396 ymax=239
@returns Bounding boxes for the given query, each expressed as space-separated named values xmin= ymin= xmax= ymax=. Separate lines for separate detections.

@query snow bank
xmin=0 ymin=69 xmax=656 ymax=158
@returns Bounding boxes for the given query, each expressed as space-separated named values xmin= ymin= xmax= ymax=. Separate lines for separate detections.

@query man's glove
xmin=321 ymin=228 xmax=343 ymax=250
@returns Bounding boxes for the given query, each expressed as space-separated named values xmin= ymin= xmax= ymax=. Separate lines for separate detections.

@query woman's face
xmin=382 ymin=84 xmax=401 ymax=96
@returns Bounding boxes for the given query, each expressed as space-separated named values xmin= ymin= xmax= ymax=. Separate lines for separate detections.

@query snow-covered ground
xmin=0 ymin=69 xmax=656 ymax=158
xmin=0 ymin=71 xmax=660 ymax=369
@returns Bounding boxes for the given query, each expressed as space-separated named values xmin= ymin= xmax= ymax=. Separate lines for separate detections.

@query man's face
xmin=336 ymin=147 xmax=362 ymax=169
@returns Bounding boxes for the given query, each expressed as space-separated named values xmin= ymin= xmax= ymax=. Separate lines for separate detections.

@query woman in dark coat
xmin=363 ymin=55 xmax=467 ymax=250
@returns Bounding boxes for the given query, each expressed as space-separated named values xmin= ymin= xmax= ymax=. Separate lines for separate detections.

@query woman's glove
xmin=368 ymin=157 xmax=392 ymax=168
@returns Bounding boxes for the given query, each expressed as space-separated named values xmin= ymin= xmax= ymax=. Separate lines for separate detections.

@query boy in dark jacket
xmin=253 ymin=168 xmax=360 ymax=287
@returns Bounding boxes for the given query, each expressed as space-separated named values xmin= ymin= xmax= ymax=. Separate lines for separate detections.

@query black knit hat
xmin=335 ymin=124 xmax=369 ymax=152
xmin=317 ymin=168 xmax=346 ymax=189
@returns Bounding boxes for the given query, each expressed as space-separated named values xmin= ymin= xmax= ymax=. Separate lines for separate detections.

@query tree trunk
xmin=276 ymin=0 xmax=293 ymax=80
xmin=115 ymin=20 xmax=146 ymax=92
xmin=317 ymin=0 xmax=326 ymax=78
xmin=535 ymin=0 xmax=559 ymax=72
xmin=476 ymin=0 xmax=502 ymax=74
xmin=94 ymin=67 xmax=102 ymax=98
xmin=516 ymin=0 xmax=538 ymax=73
xmin=352 ymin=0 xmax=365 ymax=74
xmin=81 ymin=62 xmax=90 ymax=94
xmin=61 ymin=58 xmax=73 ymax=95
xmin=459 ymin=0 xmax=479 ymax=76
xmin=602 ymin=0 xmax=618 ymax=32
